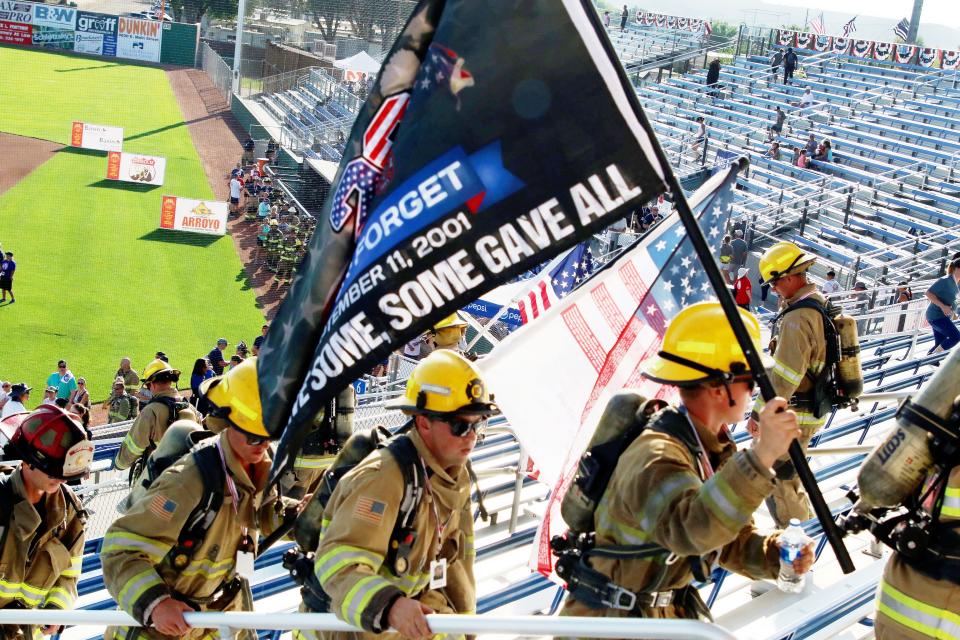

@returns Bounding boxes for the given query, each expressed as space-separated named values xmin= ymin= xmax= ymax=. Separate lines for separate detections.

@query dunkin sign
xmin=160 ymin=196 xmax=229 ymax=236
xmin=116 ymin=16 xmax=161 ymax=62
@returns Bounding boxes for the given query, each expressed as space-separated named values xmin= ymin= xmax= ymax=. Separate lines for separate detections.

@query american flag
xmin=842 ymin=16 xmax=857 ymax=37
xmin=893 ymin=18 xmax=910 ymax=42
xmin=516 ymin=241 xmax=595 ymax=324
xmin=810 ymin=13 xmax=825 ymax=35
xmin=477 ymin=159 xmax=745 ymax=574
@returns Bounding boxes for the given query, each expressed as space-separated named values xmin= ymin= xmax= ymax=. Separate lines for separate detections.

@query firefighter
xmin=296 ymin=350 xmax=495 ymax=640
xmin=102 ymin=357 xmax=294 ymax=640
xmin=427 ymin=312 xmax=469 ymax=353
xmin=0 ymin=405 xmax=92 ymax=640
xmin=561 ymin=302 xmax=813 ymax=622
xmin=751 ymin=241 xmax=832 ymax=527
xmin=114 ymin=359 xmax=198 ymax=484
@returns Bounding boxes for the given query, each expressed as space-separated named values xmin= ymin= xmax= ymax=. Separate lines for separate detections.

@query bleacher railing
xmin=0 ymin=610 xmax=738 ymax=639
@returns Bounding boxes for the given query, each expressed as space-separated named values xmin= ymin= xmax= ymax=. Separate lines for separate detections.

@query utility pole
xmin=231 ymin=0 xmax=248 ymax=95
xmin=907 ymin=0 xmax=923 ymax=44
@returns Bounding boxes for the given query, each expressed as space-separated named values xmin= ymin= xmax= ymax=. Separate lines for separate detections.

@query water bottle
xmin=777 ymin=519 xmax=809 ymax=593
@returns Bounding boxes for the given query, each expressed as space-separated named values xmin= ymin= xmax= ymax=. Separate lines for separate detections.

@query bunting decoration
xmin=795 ymin=32 xmax=812 ymax=49
xmin=778 ymin=30 xmax=796 ymax=46
xmin=677 ymin=17 xmax=687 ymax=29
xmin=812 ymin=35 xmax=833 ymax=52
xmin=851 ymin=39 xmax=873 ymax=58
xmin=943 ymin=50 xmax=960 ymax=70
xmin=655 ymin=14 xmax=665 ymax=27
xmin=919 ymin=48 xmax=940 ymax=67
xmin=666 ymin=16 xmax=676 ymax=28
xmin=894 ymin=44 xmax=916 ymax=64
xmin=832 ymin=37 xmax=851 ymax=55
xmin=873 ymin=41 xmax=893 ymax=61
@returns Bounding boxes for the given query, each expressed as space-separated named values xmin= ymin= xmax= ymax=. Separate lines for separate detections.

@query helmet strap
xmin=656 ymin=351 xmax=738 ymax=407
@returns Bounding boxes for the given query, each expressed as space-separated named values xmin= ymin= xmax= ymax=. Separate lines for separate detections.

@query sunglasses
xmin=440 ymin=417 xmax=488 ymax=438
xmin=243 ymin=432 xmax=270 ymax=446
xmin=732 ymin=376 xmax=756 ymax=392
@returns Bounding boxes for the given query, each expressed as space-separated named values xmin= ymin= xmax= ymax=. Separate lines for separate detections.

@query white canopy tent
xmin=333 ymin=51 xmax=382 ymax=77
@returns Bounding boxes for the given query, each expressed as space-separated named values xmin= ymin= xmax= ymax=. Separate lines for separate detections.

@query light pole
xmin=231 ymin=0 xmax=248 ymax=95
xmin=907 ymin=0 xmax=922 ymax=44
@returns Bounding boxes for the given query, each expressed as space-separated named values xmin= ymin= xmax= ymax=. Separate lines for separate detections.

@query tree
xmin=709 ymin=20 xmax=739 ymax=39
xmin=171 ymin=0 xmax=238 ymax=24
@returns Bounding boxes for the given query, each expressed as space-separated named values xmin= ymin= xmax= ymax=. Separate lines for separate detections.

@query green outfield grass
xmin=0 ymin=47 xmax=265 ymax=402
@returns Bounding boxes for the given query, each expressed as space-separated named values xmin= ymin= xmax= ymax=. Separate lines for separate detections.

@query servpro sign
xmin=159 ymin=196 xmax=228 ymax=236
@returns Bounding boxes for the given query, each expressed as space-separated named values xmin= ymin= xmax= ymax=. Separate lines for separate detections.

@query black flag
xmin=258 ymin=0 xmax=671 ymax=482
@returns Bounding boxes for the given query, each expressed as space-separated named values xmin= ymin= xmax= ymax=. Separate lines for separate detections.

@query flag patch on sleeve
xmin=149 ymin=494 xmax=178 ymax=522
xmin=353 ymin=497 xmax=387 ymax=525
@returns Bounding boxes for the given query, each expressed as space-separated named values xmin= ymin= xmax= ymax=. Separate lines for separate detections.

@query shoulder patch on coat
xmin=149 ymin=494 xmax=178 ymax=521
xmin=353 ymin=497 xmax=387 ymax=525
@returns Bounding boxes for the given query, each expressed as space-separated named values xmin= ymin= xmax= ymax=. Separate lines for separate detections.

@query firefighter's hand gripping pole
xmin=668 ymin=161 xmax=856 ymax=575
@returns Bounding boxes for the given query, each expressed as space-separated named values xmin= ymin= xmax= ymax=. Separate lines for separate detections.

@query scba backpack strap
xmin=165 ymin=443 xmax=225 ymax=571
xmin=0 ymin=469 xmax=20 ymax=550
xmin=291 ymin=428 xmax=425 ymax=613
xmin=777 ymin=298 xmax=841 ymax=418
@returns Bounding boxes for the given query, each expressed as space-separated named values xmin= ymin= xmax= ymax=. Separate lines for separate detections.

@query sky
xmin=763 ymin=0 xmax=959 ymax=29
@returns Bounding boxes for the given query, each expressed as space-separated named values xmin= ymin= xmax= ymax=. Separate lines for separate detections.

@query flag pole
xmin=664 ymin=162 xmax=856 ymax=573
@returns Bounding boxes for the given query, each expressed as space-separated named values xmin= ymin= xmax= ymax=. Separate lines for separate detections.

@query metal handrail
xmin=0 ymin=610 xmax=738 ymax=639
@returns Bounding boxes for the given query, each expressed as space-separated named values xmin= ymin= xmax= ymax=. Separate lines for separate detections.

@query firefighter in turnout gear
xmin=561 ymin=302 xmax=814 ymax=623
xmin=751 ymin=241 xmax=832 ymax=527
xmin=114 ymin=359 xmax=198 ymax=484
xmin=0 ymin=406 xmax=92 ymax=640
xmin=102 ymin=358 xmax=293 ymax=640
xmin=296 ymin=350 xmax=495 ymax=640
xmin=427 ymin=313 xmax=469 ymax=353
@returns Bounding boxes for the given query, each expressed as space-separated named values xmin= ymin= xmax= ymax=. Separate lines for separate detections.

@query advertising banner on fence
xmin=0 ymin=1 xmax=32 ymax=22
xmin=0 ymin=18 xmax=30 ymax=44
xmin=70 ymin=121 xmax=123 ymax=152
xmin=116 ymin=16 xmax=161 ymax=62
xmin=75 ymin=11 xmax=117 ymax=55
xmin=33 ymin=25 xmax=74 ymax=49
xmin=106 ymin=151 xmax=166 ymax=185
xmin=32 ymin=3 xmax=75 ymax=28
xmin=159 ymin=196 xmax=228 ymax=236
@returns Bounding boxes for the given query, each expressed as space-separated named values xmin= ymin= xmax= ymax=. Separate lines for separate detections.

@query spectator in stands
xmin=266 ymin=138 xmax=278 ymax=162
xmin=814 ymin=139 xmax=833 ymax=162
xmin=0 ymin=380 xmax=9 ymax=410
xmin=0 ymin=251 xmax=14 ymax=304
xmin=821 ymin=270 xmax=841 ymax=296
xmin=771 ymin=105 xmax=786 ymax=135
xmin=228 ymin=355 xmax=243 ymax=370
xmin=764 ymin=141 xmax=782 ymax=160
xmin=770 ymin=48 xmax=784 ymax=83
xmin=924 ymin=258 xmax=960 ymax=354
xmin=706 ymin=59 xmax=721 ymax=98
xmin=189 ymin=358 xmax=213 ymax=414
xmin=894 ymin=281 xmax=913 ymax=304
xmin=105 ymin=378 xmax=138 ymax=424
xmin=790 ymin=146 xmax=801 ymax=165
xmin=253 ymin=324 xmax=269 ymax=356
xmin=719 ymin=235 xmax=735 ymax=284
xmin=71 ymin=403 xmax=90 ymax=433
xmin=603 ymin=10 xmax=611 ymax=28
xmin=620 ymin=4 xmax=628 ymax=30
xmin=68 ymin=377 xmax=90 ymax=410
xmin=236 ymin=341 xmax=249 ymax=360
xmin=46 ymin=360 xmax=77 ymax=403
xmin=42 ymin=386 xmax=58 ymax=406
xmin=804 ymin=133 xmax=817 ymax=157
xmin=116 ymin=357 xmax=140 ymax=395
xmin=1 ymin=383 xmax=29 ymax=418
xmin=731 ymin=229 xmax=748 ymax=269
xmin=258 ymin=197 xmax=270 ymax=220
xmin=689 ymin=117 xmax=706 ymax=164
xmin=734 ymin=267 xmax=753 ymax=310
xmin=852 ymin=281 xmax=870 ymax=334
xmin=242 ymin=136 xmax=255 ymax=164
xmin=796 ymin=149 xmax=810 ymax=169
xmin=207 ymin=338 xmax=229 ymax=375
xmin=229 ymin=174 xmax=242 ymax=216
xmin=797 ymin=87 xmax=814 ymax=109
xmin=783 ymin=47 xmax=798 ymax=84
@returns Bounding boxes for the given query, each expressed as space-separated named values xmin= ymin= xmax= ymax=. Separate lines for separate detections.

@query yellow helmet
xmin=142 ymin=359 xmax=181 ymax=383
xmin=387 ymin=350 xmax=499 ymax=417
xmin=759 ymin=241 xmax=815 ymax=284
xmin=199 ymin=357 xmax=268 ymax=438
xmin=431 ymin=312 xmax=468 ymax=332
xmin=642 ymin=302 xmax=772 ymax=386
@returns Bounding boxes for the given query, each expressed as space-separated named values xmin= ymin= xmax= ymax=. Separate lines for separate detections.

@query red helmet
xmin=11 ymin=405 xmax=93 ymax=480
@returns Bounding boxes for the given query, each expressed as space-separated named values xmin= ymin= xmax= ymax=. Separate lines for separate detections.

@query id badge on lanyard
xmin=236 ymin=529 xmax=255 ymax=579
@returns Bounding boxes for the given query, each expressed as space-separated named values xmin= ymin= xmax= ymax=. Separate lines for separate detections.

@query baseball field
xmin=0 ymin=46 xmax=265 ymax=401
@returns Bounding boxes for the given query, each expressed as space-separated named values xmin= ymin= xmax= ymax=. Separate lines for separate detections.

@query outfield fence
xmin=201 ymin=42 xmax=233 ymax=102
